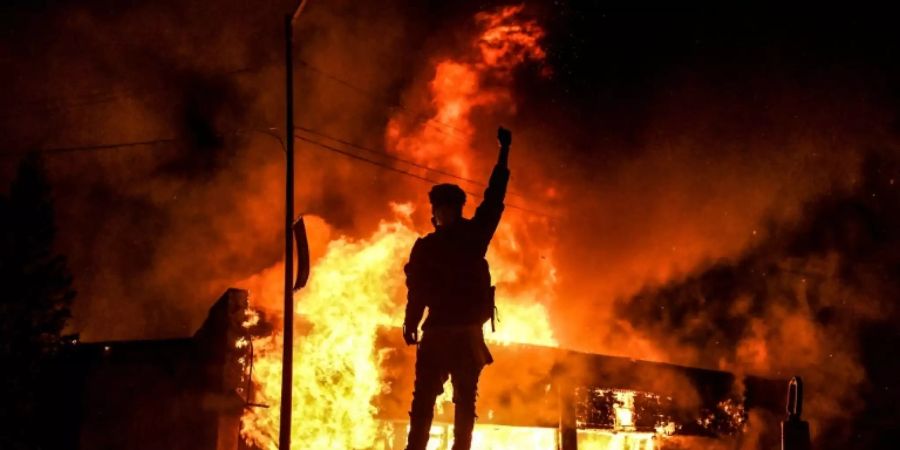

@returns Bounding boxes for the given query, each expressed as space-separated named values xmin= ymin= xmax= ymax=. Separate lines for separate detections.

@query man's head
xmin=428 ymin=183 xmax=465 ymax=228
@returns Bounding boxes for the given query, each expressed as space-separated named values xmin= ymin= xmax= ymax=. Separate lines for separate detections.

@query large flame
xmin=240 ymin=5 xmax=663 ymax=449
xmin=241 ymin=217 xmax=417 ymax=449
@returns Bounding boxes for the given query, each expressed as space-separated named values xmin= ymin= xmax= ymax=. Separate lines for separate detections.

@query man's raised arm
xmin=472 ymin=127 xmax=512 ymax=241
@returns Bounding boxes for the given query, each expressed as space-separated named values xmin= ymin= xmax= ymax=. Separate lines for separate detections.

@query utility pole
xmin=280 ymin=2 xmax=310 ymax=449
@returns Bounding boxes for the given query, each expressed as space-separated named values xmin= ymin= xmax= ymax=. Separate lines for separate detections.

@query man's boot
xmin=405 ymin=408 xmax=434 ymax=450
xmin=450 ymin=403 xmax=476 ymax=450
xmin=406 ymin=393 xmax=436 ymax=450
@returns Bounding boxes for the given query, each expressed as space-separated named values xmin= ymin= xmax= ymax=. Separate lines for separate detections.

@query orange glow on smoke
xmin=239 ymin=4 xmax=666 ymax=449
xmin=475 ymin=4 xmax=546 ymax=73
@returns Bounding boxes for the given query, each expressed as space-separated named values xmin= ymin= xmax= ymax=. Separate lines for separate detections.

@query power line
xmin=295 ymin=133 xmax=439 ymax=183
xmin=13 ymin=131 xmax=553 ymax=218
xmin=294 ymin=134 xmax=553 ymax=219
xmin=294 ymin=58 xmax=468 ymax=142
xmin=5 ymin=58 xmax=468 ymax=147
xmin=0 ymin=93 xmax=129 ymax=120
xmin=4 ymin=34 xmax=484 ymax=160
xmin=23 ymin=128 xmax=279 ymax=158
xmin=0 ymin=63 xmax=266 ymax=121
xmin=294 ymin=124 xmax=526 ymax=199
xmin=295 ymin=125 xmax=483 ymax=186
xmin=38 ymin=137 xmax=182 ymax=155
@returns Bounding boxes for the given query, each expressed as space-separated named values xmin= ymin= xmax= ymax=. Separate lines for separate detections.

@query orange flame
xmin=239 ymin=5 xmax=665 ymax=449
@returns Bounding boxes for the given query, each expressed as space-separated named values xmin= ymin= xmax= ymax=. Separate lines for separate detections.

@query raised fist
xmin=497 ymin=126 xmax=512 ymax=147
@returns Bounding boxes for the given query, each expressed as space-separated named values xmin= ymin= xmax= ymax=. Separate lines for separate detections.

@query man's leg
xmin=406 ymin=354 xmax=447 ymax=450
xmin=449 ymin=364 xmax=483 ymax=450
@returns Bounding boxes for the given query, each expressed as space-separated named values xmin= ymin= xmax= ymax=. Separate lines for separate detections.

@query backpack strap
xmin=489 ymin=286 xmax=497 ymax=332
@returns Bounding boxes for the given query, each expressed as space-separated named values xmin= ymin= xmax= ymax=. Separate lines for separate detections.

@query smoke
xmin=1 ymin=0 xmax=457 ymax=340
xmin=519 ymin=46 xmax=900 ymax=445
xmin=3 ymin=3 xmax=900 ymax=445
xmin=535 ymin=66 xmax=892 ymax=353
xmin=613 ymin=150 xmax=900 ymax=447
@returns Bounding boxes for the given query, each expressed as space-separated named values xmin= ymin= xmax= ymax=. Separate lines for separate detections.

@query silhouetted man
xmin=402 ymin=126 xmax=512 ymax=450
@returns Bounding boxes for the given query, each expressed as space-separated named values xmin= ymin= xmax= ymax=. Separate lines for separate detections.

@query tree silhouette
xmin=0 ymin=152 xmax=76 ymax=449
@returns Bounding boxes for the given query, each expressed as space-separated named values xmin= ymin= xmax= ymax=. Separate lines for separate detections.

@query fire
xmin=614 ymin=391 xmax=636 ymax=431
xmin=386 ymin=4 xmax=546 ymax=177
xmin=239 ymin=209 xmax=558 ymax=449
xmin=241 ymin=219 xmax=418 ymax=449
xmin=415 ymin=424 xmax=558 ymax=450
xmin=239 ymin=4 xmax=667 ymax=450
xmin=385 ymin=3 xmax=555 ymax=349
xmin=475 ymin=4 xmax=547 ymax=73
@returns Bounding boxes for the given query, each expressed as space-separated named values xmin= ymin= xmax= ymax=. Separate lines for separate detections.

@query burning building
xmin=231 ymin=5 xmax=794 ymax=449
xmin=5 ymin=2 xmax=898 ymax=449
xmin=52 ymin=287 xmax=788 ymax=450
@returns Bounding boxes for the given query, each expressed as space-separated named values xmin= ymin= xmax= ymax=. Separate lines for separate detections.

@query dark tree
xmin=0 ymin=152 xmax=76 ymax=449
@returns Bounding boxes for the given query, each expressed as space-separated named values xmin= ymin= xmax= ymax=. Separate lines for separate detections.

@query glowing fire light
xmin=239 ymin=5 xmax=670 ymax=450
xmin=614 ymin=391 xmax=636 ymax=431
